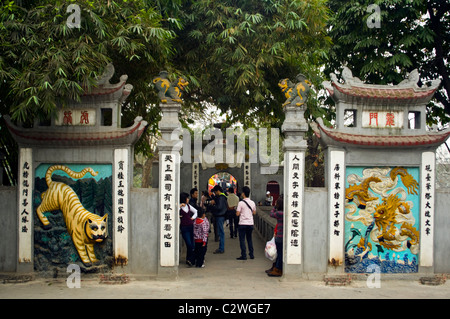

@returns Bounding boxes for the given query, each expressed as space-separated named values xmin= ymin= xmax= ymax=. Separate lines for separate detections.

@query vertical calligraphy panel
xmin=284 ymin=152 xmax=303 ymax=265
xmin=159 ymin=152 xmax=179 ymax=267
xmin=328 ymin=150 xmax=345 ymax=266
xmin=114 ymin=148 xmax=129 ymax=264
xmin=420 ymin=151 xmax=435 ymax=267
xmin=192 ymin=162 xmax=199 ymax=190
xmin=244 ymin=162 xmax=251 ymax=187
xmin=18 ymin=148 xmax=33 ymax=264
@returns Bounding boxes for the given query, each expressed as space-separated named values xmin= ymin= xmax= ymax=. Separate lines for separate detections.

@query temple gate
xmin=5 ymin=64 xmax=147 ymax=274
xmin=313 ymin=67 xmax=449 ymax=275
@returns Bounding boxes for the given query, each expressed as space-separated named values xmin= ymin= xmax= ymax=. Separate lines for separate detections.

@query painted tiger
xmin=36 ymin=165 xmax=108 ymax=266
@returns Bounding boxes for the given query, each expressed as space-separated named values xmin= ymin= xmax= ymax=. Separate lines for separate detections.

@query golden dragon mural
xmin=345 ymin=167 xmax=420 ymax=272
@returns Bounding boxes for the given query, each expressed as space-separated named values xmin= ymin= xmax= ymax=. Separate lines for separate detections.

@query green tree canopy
xmin=326 ymin=0 xmax=450 ymax=125
xmin=171 ymin=0 xmax=331 ymax=128
xmin=0 ymin=0 xmax=175 ymax=124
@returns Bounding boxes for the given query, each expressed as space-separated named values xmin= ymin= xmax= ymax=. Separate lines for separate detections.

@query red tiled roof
xmin=312 ymin=120 xmax=450 ymax=148
xmin=4 ymin=116 xmax=147 ymax=146
xmin=330 ymin=82 xmax=437 ymax=100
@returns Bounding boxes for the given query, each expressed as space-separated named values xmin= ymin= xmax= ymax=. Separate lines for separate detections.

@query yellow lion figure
xmin=278 ymin=73 xmax=311 ymax=107
xmin=152 ymin=70 xmax=189 ymax=103
xmin=36 ymin=165 xmax=108 ymax=267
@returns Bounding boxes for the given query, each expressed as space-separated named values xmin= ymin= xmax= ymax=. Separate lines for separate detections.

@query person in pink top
xmin=236 ymin=186 xmax=256 ymax=260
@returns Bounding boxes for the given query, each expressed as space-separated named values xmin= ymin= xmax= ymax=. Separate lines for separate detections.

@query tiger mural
xmin=36 ymin=165 xmax=108 ymax=266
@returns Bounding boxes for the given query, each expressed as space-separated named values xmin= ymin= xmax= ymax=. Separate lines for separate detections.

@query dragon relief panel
xmin=344 ymin=166 xmax=420 ymax=273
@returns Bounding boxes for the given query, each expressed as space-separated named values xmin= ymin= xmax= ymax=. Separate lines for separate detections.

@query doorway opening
xmin=265 ymin=181 xmax=280 ymax=206
xmin=207 ymin=172 xmax=238 ymax=194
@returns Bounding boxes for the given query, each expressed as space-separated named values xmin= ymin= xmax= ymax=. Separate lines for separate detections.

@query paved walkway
xmin=1 ymin=227 xmax=450 ymax=300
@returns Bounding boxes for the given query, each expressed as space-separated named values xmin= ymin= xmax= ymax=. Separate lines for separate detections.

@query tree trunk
xmin=141 ymin=154 xmax=157 ymax=188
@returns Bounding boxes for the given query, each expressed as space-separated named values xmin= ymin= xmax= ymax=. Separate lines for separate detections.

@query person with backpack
xmin=236 ymin=186 xmax=256 ymax=260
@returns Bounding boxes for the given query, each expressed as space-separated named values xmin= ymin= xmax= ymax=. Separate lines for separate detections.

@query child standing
xmin=193 ymin=209 xmax=209 ymax=268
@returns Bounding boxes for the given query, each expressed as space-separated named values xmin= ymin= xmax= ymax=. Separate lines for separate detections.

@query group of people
xmin=179 ymin=185 xmax=284 ymax=277
xmin=179 ymin=191 xmax=208 ymax=268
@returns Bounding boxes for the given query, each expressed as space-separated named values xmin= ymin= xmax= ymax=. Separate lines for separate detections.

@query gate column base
xmin=157 ymin=265 xmax=178 ymax=279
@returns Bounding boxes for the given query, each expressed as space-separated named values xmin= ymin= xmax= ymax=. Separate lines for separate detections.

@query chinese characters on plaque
xmin=114 ymin=149 xmax=129 ymax=261
xmin=328 ymin=150 xmax=345 ymax=263
xmin=285 ymin=152 xmax=303 ymax=264
xmin=18 ymin=148 xmax=33 ymax=262
xmin=420 ymin=152 xmax=435 ymax=267
xmin=56 ymin=109 xmax=96 ymax=126
xmin=362 ymin=111 xmax=403 ymax=128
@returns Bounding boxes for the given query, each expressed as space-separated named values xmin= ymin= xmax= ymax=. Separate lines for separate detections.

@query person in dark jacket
xmin=210 ymin=185 xmax=227 ymax=254
xmin=189 ymin=187 xmax=201 ymax=211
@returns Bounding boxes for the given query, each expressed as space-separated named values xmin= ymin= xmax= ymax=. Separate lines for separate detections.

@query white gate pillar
xmin=420 ymin=151 xmax=435 ymax=270
xmin=157 ymin=101 xmax=182 ymax=278
xmin=326 ymin=147 xmax=346 ymax=273
xmin=17 ymin=147 xmax=33 ymax=272
xmin=281 ymin=103 xmax=308 ymax=279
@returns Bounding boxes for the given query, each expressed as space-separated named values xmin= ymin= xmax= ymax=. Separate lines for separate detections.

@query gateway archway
xmin=207 ymin=171 xmax=238 ymax=194
xmin=177 ymin=165 xmax=271 ymax=273
xmin=184 ymin=164 xmax=247 ymax=200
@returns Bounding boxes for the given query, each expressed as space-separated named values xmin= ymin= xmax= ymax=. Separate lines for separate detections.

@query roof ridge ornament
xmin=80 ymin=63 xmax=133 ymax=99
xmin=323 ymin=67 xmax=441 ymax=106
xmin=327 ymin=66 xmax=441 ymax=91
xmin=96 ymin=63 xmax=116 ymax=86
xmin=398 ymin=69 xmax=420 ymax=88
xmin=341 ymin=66 xmax=364 ymax=86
